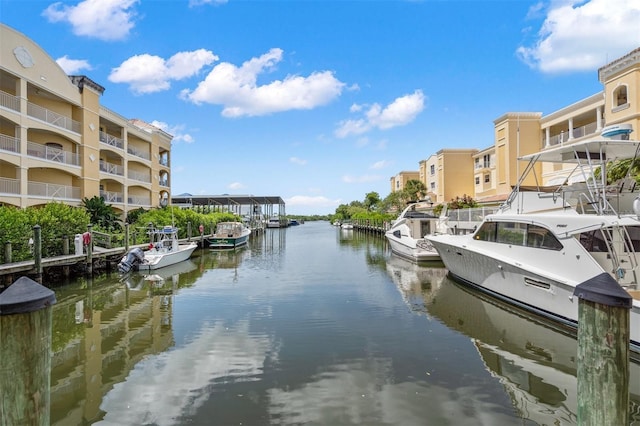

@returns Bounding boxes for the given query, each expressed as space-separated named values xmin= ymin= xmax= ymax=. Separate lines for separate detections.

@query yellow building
xmin=434 ymin=148 xmax=477 ymax=204
xmin=0 ymin=24 xmax=172 ymax=214
xmin=390 ymin=171 xmax=420 ymax=194
xmin=418 ymin=154 xmax=438 ymax=200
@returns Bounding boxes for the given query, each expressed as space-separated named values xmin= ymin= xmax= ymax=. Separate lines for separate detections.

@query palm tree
xmin=82 ymin=196 xmax=122 ymax=231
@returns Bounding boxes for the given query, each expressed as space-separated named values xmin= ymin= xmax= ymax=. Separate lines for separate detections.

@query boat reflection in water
xmin=388 ymin=256 xmax=640 ymax=424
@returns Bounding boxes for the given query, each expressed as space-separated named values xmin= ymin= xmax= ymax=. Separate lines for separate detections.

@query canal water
xmin=47 ymin=221 xmax=639 ymax=425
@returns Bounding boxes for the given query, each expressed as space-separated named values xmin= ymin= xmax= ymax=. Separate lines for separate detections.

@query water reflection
xmin=388 ymin=255 xmax=640 ymax=424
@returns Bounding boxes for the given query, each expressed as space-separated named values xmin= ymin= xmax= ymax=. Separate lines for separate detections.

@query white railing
xmin=28 ymin=181 xmax=81 ymax=200
xmin=26 ymin=141 xmax=80 ymax=166
xmin=0 ymin=133 xmax=19 ymax=153
xmin=100 ymin=190 xmax=123 ymax=203
xmin=549 ymin=122 xmax=599 ymax=146
xmin=0 ymin=90 xmax=20 ymax=112
xmin=99 ymin=160 xmax=124 ymax=176
xmin=127 ymin=145 xmax=151 ymax=161
xmin=27 ymin=101 xmax=81 ymax=133
xmin=99 ymin=131 xmax=124 ymax=150
xmin=0 ymin=177 xmax=20 ymax=194
xmin=447 ymin=207 xmax=497 ymax=223
xmin=128 ymin=195 xmax=151 ymax=206
xmin=159 ymin=179 xmax=169 ymax=187
xmin=128 ymin=170 xmax=151 ymax=183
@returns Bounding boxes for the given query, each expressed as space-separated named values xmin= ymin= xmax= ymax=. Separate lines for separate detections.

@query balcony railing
xmin=0 ymin=177 xmax=20 ymax=195
xmin=100 ymin=190 xmax=123 ymax=203
xmin=549 ymin=122 xmax=599 ymax=146
xmin=0 ymin=90 xmax=20 ymax=112
xmin=128 ymin=170 xmax=151 ymax=183
xmin=128 ymin=195 xmax=151 ymax=206
xmin=159 ymin=179 xmax=169 ymax=187
xmin=474 ymin=162 xmax=492 ymax=170
xmin=0 ymin=133 xmax=20 ymax=153
xmin=27 ymin=101 xmax=81 ymax=133
xmin=28 ymin=181 xmax=80 ymax=200
xmin=99 ymin=160 xmax=124 ymax=176
xmin=127 ymin=145 xmax=151 ymax=161
xmin=99 ymin=131 xmax=124 ymax=150
xmin=27 ymin=141 xmax=80 ymax=166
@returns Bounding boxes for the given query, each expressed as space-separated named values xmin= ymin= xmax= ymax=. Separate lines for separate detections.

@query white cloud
xmin=56 ymin=55 xmax=92 ymax=74
xmin=335 ymin=90 xmax=425 ymax=138
xmin=517 ymin=0 xmax=640 ymax=73
xmin=43 ymin=0 xmax=139 ymax=41
xmin=285 ymin=195 xmax=341 ymax=209
xmin=181 ymin=48 xmax=345 ymax=117
xmin=289 ymin=157 xmax=308 ymax=165
xmin=228 ymin=182 xmax=245 ymax=190
xmin=370 ymin=160 xmax=391 ymax=170
xmin=342 ymin=174 xmax=383 ymax=184
xmin=150 ymin=121 xmax=195 ymax=144
xmin=109 ymin=49 xmax=217 ymax=94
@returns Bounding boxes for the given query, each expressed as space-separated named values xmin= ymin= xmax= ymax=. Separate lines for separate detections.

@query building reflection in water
xmin=49 ymin=259 xmax=199 ymax=425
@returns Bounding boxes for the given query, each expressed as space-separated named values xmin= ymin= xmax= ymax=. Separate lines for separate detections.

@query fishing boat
xmin=118 ymin=225 xmax=198 ymax=274
xmin=385 ymin=199 xmax=448 ymax=262
xmin=208 ymin=221 xmax=251 ymax=249
xmin=266 ymin=216 xmax=282 ymax=228
xmin=427 ymin=126 xmax=640 ymax=355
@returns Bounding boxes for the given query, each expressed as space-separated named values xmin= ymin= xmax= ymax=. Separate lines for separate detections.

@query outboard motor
xmin=118 ymin=247 xmax=145 ymax=274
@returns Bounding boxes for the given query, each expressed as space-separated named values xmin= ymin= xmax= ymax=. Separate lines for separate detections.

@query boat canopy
xmin=519 ymin=139 xmax=640 ymax=165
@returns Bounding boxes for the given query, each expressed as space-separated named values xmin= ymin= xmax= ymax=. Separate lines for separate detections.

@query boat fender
xmin=82 ymin=232 xmax=91 ymax=245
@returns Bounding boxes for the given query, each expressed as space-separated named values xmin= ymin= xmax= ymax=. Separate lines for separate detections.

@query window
xmin=614 ymin=85 xmax=628 ymax=107
xmin=475 ymin=177 xmax=480 ymax=185
xmin=430 ymin=182 xmax=435 ymax=189
xmin=475 ymin=221 xmax=562 ymax=250
xmin=430 ymin=165 xmax=435 ymax=175
xmin=484 ymin=174 xmax=490 ymax=183
xmin=474 ymin=222 xmax=497 ymax=242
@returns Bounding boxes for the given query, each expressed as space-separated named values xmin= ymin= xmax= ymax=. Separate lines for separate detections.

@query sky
xmin=1 ymin=0 xmax=639 ymax=215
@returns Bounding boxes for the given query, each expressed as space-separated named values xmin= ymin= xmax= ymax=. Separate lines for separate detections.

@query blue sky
xmin=2 ymin=0 xmax=639 ymax=215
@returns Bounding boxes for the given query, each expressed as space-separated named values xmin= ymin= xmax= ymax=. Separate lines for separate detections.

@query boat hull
xmin=386 ymin=234 xmax=440 ymax=262
xmin=138 ymin=243 xmax=198 ymax=271
xmin=208 ymin=233 xmax=249 ymax=249
xmin=429 ymin=235 xmax=640 ymax=355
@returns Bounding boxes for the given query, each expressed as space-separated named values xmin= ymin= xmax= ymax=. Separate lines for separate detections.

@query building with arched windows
xmin=0 ymin=24 xmax=172 ymax=215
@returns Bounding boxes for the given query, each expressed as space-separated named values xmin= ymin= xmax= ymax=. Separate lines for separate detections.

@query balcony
xmin=159 ymin=179 xmax=169 ymax=187
xmin=128 ymin=195 xmax=151 ymax=206
xmin=549 ymin=122 xmax=598 ymax=146
xmin=0 ymin=90 xmax=20 ymax=112
xmin=100 ymin=160 xmax=124 ymax=176
xmin=128 ymin=170 xmax=151 ymax=183
xmin=28 ymin=181 xmax=80 ymax=200
xmin=474 ymin=162 xmax=492 ymax=170
xmin=0 ymin=133 xmax=19 ymax=153
xmin=27 ymin=101 xmax=81 ymax=133
xmin=127 ymin=145 xmax=151 ymax=161
xmin=100 ymin=131 xmax=124 ymax=150
xmin=0 ymin=177 xmax=20 ymax=195
xmin=27 ymin=141 xmax=80 ymax=166
xmin=100 ymin=190 xmax=124 ymax=203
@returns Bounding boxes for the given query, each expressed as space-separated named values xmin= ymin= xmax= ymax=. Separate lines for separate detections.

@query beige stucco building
xmin=0 ymin=24 xmax=172 ymax=214
xmin=390 ymin=171 xmax=420 ymax=194
xmin=396 ymin=47 xmax=640 ymax=208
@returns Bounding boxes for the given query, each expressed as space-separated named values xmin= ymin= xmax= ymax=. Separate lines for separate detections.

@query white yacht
xmin=385 ymin=200 xmax=448 ymax=262
xmin=427 ymin=126 xmax=640 ymax=356
xmin=118 ymin=226 xmax=198 ymax=273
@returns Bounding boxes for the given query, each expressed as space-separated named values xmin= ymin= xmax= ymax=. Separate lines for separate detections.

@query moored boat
xmin=118 ymin=225 xmax=198 ymax=274
xmin=427 ymin=129 xmax=640 ymax=356
xmin=208 ymin=221 xmax=251 ymax=249
xmin=385 ymin=200 xmax=448 ymax=262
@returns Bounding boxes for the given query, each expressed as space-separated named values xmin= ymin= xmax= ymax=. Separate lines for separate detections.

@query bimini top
xmin=519 ymin=139 xmax=640 ymax=165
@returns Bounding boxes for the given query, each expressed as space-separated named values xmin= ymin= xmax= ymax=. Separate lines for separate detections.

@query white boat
xmin=266 ymin=216 xmax=282 ymax=228
xmin=427 ymin=132 xmax=640 ymax=356
xmin=385 ymin=200 xmax=448 ymax=262
xmin=118 ymin=225 xmax=198 ymax=273
xmin=208 ymin=221 xmax=251 ymax=249
xmin=340 ymin=222 xmax=354 ymax=230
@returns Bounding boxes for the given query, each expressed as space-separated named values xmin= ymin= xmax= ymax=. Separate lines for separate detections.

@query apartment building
xmin=0 ymin=24 xmax=172 ymax=214
xmin=397 ymin=47 xmax=640 ymax=208
xmin=390 ymin=171 xmax=420 ymax=194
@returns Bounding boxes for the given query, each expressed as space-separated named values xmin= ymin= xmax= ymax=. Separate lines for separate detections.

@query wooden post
xmin=573 ymin=273 xmax=632 ymax=426
xmin=33 ymin=225 xmax=42 ymax=283
xmin=4 ymin=241 xmax=11 ymax=264
xmin=86 ymin=224 xmax=93 ymax=275
xmin=62 ymin=235 xmax=70 ymax=278
xmin=124 ymin=223 xmax=130 ymax=251
xmin=187 ymin=221 xmax=192 ymax=241
xmin=0 ymin=276 xmax=56 ymax=426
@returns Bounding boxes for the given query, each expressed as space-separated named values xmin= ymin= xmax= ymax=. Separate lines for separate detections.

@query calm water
xmin=46 ymin=221 xmax=639 ymax=425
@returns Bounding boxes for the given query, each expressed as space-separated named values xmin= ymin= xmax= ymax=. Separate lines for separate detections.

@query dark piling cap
xmin=0 ymin=276 xmax=56 ymax=315
xmin=574 ymin=272 xmax=632 ymax=309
